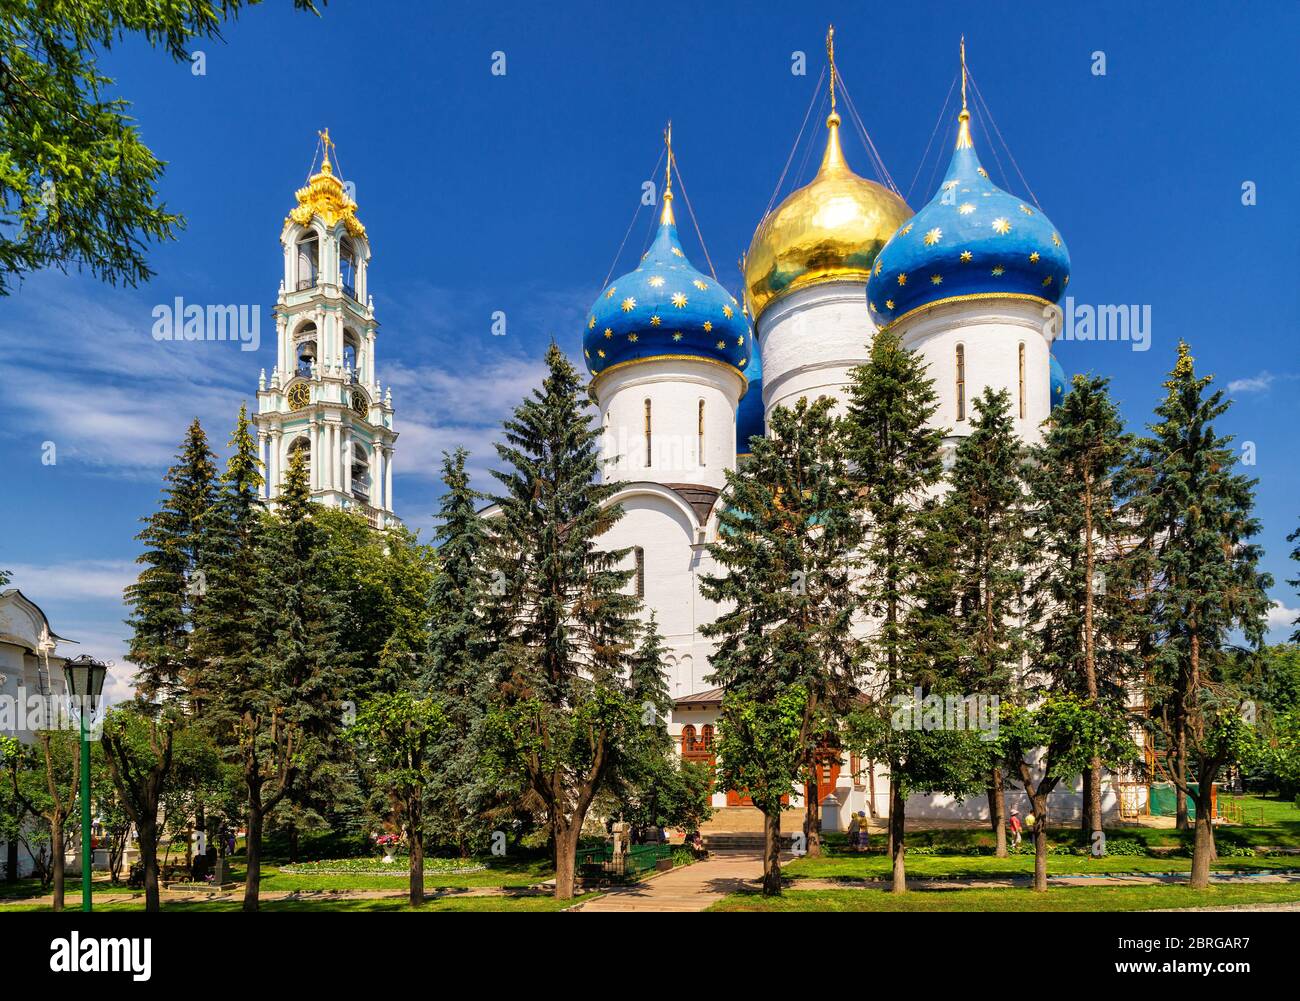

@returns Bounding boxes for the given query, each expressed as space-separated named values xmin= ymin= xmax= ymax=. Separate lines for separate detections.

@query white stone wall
xmin=900 ymin=296 xmax=1056 ymax=446
xmin=596 ymin=358 xmax=743 ymax=492
xmin=756 ymin=280 xmax=879 ymax=420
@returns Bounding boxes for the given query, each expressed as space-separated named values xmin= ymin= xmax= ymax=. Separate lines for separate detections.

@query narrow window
xmin=955 ymin=344 xmax=966 ymax=422
xmin=634 ymin=546 xmax=645 ymax=599
xmin=697 ymin=399 xmax=706 ymax=466
xmin=1018 ymin=342 xmax=1026 ymax=419
xmin=644 ymin=398 xmax=652 ymax=467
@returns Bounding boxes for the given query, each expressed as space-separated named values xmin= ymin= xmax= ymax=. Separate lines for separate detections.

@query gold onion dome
xmin=286 ymin=128 xmax=366 ymax=239
xmin=744 ymin=34 xmax=911 ymax=322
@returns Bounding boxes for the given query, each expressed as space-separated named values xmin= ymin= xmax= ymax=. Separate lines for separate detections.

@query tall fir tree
xmin=944 ymin=387 xmax=1036 ymax=857
xmin=1027 ymin=375 xmax=1140 ymax=844
xmin=702 ymin=396 xmax=863 ymax=882
xmin=478 ymin=343 xmax=641 ymax=899
xmin=1288 ymin=518 xmax=1300 ymax=643
xmin=1119 ymin=342 xmax=1271 ymax=886
xmin=124 ymin=418 xmax=217 ymax=699
xmin=425 ymin=447 xmax=493 ymax=854
xmin=844 ymin=330 xmax=979 ymax=892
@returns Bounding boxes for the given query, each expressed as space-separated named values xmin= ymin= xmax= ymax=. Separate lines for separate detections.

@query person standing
xmin=1009 ymin=808 xmax=1023 ymax=849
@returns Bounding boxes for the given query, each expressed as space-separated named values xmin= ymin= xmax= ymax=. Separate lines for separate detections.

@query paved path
xmin=570 ymin=851 xmax=770 ymax=912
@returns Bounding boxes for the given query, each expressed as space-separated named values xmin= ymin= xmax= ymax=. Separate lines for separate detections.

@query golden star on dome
xmin=1029 ymin=251 xmax=1040 ymax=263
xmin=1019 ymin=204 xmax=1034 ymax=215
xmin=899 ymin=223 xmax=913 ymax=236
xmin=897 ymin=273 xmax=908 ymax=286
xmin=977 ymin=166 xmax=989 ymax=178
xmin=959 ymin=203 xmax=976 ymax=215
xmin=671 ymin=247 xmax=684 ymax=257
xmin=875 ymin=260 xmax=883 ymax=275
xmin=703 ymin=320 xmax=713 ymax=332
xmin=598 ymin=349 xmax=606 ymax=358
xmin=693 ymin=279 xmax=708 ymax=291
xmin=621 ymin=297 xmax=636 ymax=312
xmin=604 ymin=328 xmax=613 ymax=339
xmin=722 ymin=305 xmax=734 ymax=319
xmin=869 ymin=302 xmax=877 ymax=312
xmin=960 ymin=250 xmax=973 ymax=262
xmin=672 ymin=332 xmax=683 ymax=341
xmin=629 ymin=333 xmax=639 ymax=342
xmin=1052 ymin=232 xmax=1061 ymax=247
xmin=924 ymin=228 xmax=943 ymax=246
xmin=991 ymin=265 xmax=1005 ymax=276
xmin=736 ymin=335 xmax=744 ymax=346
xmin=588 ymin=316 xmax=596 ymax=329
xmin=671 ymin=292 xmax=688 ymax=308
xmin=606 ymin=287 xmax=617 ymax=298
xmin=885 ymin=299 xmax=895 ymax=310
xmin=715 ymin=340 xmax=726 ymax=350
xmin=650 ymin=315 xmax=661 ymax=326
xmin=930 ymin=274 xmax=943 ymax=285
xmin=943 ymin=180 xmax=958 ymax=191
xmin=584 ymin=349 xmax=590 ymax=358
xmin=992 ymin=218 xmax=1011 ymax=235
xmin=1042 ymin=275 xmax=1053 ymax=287
xmin=648 ymin=276 xmax=665 ymax=287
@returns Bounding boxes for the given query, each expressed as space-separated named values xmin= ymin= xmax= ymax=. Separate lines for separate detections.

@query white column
xmin=270 ymin=431 xmax=282 ymax=499
xmin=367 ymin=331 xmax=376 ymax=388
xmin=384 ymin=445 xmax=394 ymax=514
xmin=372 ymin=446 xmax=384 ymax=509
xmin=343 ymin=428 xmax=353 ymax=495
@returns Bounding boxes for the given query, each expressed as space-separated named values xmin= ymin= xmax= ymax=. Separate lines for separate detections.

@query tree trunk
xmin=50 ymin=817 xmax=65 ymax=912
xmin=889 ymin=778 xmax=906 ymax=894
xmin=6 ymin=831 xmax=17 ymax=883
xmin=1031 ymin=795 xmax=1049 ymax=892
xmin=1080 ymin=767 xmax=1092 ymax=833
xmin=761 ymin=809 xmax=782 ymax=896
xmin=1088 ymin=759 xmax=1103 ymax=843
xmin=138 ymin=817 xmax=161 ymax=912
xmin=408 ymin=799 xmax=424 ymax=908
xmin=243 ymin=803 xmax=263 ymax=913
xmin=803 ymin=767 xmax=822 ymax=858
xmin=988 ymin=770 xmax=1008 ymax=857
xmin=1189 ymin=794 xmax=1215 ymax=889
xmin=866 ymin=760 xmax=878 ymax=819
xmin=1174 ymin=688 xmax=1189 ymax=831
xmin=553 ymin=824 xmax=577 ymax=901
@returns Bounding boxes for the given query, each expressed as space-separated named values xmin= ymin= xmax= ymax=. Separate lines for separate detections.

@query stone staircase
xmin=699 ymin=807 xmax=797 ymax=851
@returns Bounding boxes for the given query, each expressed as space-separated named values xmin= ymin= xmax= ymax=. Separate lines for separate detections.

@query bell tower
xmin=254 ymin=130 xmax=399 ymax=528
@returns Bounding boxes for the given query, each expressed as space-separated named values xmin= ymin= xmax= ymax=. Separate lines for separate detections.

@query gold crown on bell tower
xmin=285 ymin=127 xmax=366 ymax=238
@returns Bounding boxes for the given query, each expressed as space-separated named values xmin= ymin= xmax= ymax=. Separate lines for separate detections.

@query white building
xmin=254 ymin=131 xmax=399 ymax=527
xmin=0 ymin=588 xmax=72 ymax=878
xmin=580 ymin=43 xmax=1121 ymax=833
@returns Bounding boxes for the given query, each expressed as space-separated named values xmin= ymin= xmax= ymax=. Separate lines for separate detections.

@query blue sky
xmin=1 ymin=0 xmax=1296 ymax=695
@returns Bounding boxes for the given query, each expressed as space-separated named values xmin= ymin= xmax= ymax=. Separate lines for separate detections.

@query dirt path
xmin=570 ymin=851 xmax=771 ymax=912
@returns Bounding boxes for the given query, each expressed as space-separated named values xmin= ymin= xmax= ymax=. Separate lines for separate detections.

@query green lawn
xmin=0 ymin=892 xmax=597 ymax=913
xmin=709 ymin=882 xmax=1300 ymax=912
xmin=783 ymin=852 xmax=1298 ymax=882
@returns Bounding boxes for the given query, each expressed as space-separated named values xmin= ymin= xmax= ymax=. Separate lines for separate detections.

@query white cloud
xmin=6 ymin=560 xmax=136 ymax=603
xmin=1227 ymin=371 xmax=1276 ymax=394
xmin=1267 ymin=600 xmax=1298 ymax=636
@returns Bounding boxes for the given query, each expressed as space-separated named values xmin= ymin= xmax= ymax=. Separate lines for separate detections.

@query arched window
xmin=340 ymin=238 xmax=358 ymax=299
xmin=351 ymin=442 xmax=371 ymax=502
xmin=698 ymin=399 xmax=706 ymax=466
xmin=288 ymin=435 xmax=312 ymax=480
xmin=296 ymin=232 xmax=319 ymax=290
xmin=633 ymin=546 xmax=645 ymax=599
xmin=295 ymin=322 xmax=318 ymax=378
xmin=643 ymin=398 xmax=652 ymax=467
xmin=701 ymin=724 xmax=714 ymax=749
xmin=1018 ymin=342 xmax=1026 ymax=419
xmin=682 ymin=724 xmax=697 ymax=752
xmin=343 ymin=328 xmax=360 ymax=382
xmin=955 ymin=344 xmax=966 ymax=422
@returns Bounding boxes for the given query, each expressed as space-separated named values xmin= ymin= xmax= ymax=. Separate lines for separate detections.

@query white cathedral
xmin=257 ymin=42 xmax=1130 ymax=832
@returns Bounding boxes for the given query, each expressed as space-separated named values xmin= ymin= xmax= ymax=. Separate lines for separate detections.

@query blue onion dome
xmin=584 ymin=160 xmax=750 ymax=382
xmin=867 ymin=99 xmax=1070 ymax=331
xmin=736 ymin=349 xmax=764 ymax=455
xmin=1049 ymin=353 xmax=1067 ymax=409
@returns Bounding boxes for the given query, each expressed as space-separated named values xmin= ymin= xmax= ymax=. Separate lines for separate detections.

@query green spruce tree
xmin=944 ymin=387 xmax=1035 ymax=857
xmin=702 ymin=396 xmax=863 ymax=884
xmin=478 ymin=343 xmax=641 ymax=900
xmin=1119 ymin=342 xmax=1272 ymax=886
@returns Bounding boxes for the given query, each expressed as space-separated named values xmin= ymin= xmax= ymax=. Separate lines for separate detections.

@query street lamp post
xmin=62 ymin=655 xmax=107 ymax=913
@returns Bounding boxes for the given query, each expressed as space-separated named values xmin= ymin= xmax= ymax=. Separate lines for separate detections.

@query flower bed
xmin=279 ymin=856 xmax=488 ymax=876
